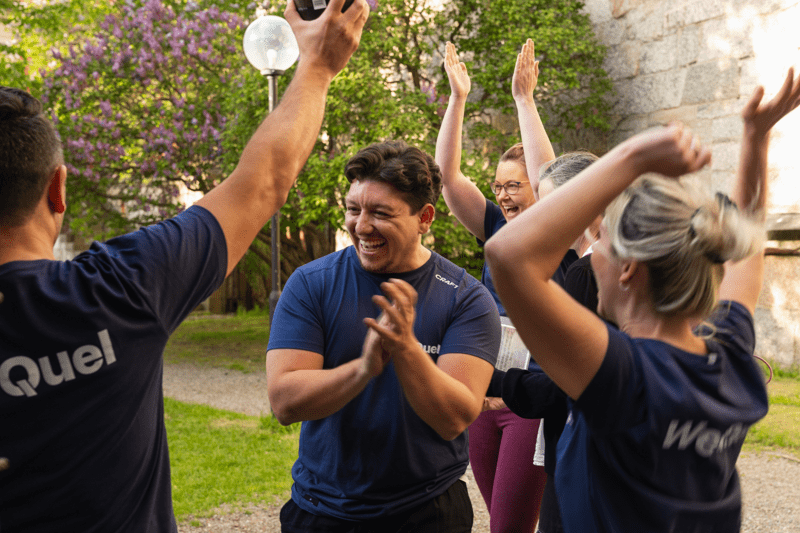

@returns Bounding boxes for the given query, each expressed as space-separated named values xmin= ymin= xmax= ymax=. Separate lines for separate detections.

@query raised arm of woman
xmin=513 ymin=38 xmax=556 ymax=200
xmin=720 ymin=68 xmax=800 ymax=314
xmin=485 ymin=125 xmax=711 ymax=399
xmin=435 ymin=41 xmax=488 ymax=240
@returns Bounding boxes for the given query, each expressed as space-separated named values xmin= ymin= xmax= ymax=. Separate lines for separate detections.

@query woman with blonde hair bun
xmin=485 ymin=67 xmax=800 ymax=532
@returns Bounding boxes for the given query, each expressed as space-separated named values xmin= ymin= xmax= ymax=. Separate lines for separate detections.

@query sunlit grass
xmin=166 ymin=398 xmax=300 ymax=520
xmin=744 ymin=375 xmax=800 ymax=458
xmin=164 ymin=309 xmax=271 ymax=373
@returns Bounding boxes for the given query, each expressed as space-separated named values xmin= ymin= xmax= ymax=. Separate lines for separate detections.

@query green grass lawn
xmin=165 ymin=398 xmax=300 ymax=523
xmin=744 ymin=372 xmax=800 ymax=457
xmin=163 ymin=309 xmax=271 ymax=374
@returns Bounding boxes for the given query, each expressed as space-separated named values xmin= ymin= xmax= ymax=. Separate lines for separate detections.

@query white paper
xmin=495 ymin=316 xmax=531 ymax=371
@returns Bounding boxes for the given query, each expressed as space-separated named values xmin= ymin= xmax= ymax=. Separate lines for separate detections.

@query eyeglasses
xmin=491 ymin=181 xmax=528 ymax=195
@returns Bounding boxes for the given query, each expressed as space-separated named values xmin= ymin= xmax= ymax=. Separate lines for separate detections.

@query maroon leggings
xmin=468 ymin=407 xmax=547 ymax=533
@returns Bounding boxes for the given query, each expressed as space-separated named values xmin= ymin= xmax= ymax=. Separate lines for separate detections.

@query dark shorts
xmin=279 ymin=480 xmax=473 ymax=533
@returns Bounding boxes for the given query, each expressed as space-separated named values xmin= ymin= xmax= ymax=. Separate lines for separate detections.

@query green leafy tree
xmin=41 ymin=0 xmax=252 ymax=238
xmin=1 ymin=0 xmax=115 ymax=93
xmin=225 ymin=0 xmax=612 ymax=296
xmin=25 ymin=0 xmax=610 ymax=307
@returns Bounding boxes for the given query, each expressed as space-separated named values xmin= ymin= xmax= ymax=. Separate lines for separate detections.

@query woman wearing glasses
xmin=484 ymin=69 xmax=800 ymax=532
xmin=435 ymin=39 xmax=595 ymax=532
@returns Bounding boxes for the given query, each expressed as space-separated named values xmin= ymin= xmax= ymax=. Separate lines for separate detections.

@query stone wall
xmin=583 ymin=0 xmax=800 ymax=368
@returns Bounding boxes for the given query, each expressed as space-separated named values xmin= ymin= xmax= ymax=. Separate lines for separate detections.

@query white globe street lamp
xmin=242 ymin=14 xmax=299 ymax=325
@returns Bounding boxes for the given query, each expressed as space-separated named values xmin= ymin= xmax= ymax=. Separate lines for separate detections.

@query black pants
xmin=537 ymin=474 xmax=565 ymax=533
xmin=279 ymin=480 xmax=473 ymax=533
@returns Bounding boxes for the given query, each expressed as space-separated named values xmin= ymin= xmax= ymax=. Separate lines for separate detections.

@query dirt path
xmin=163 ymin=362 xmax=800 ymax=533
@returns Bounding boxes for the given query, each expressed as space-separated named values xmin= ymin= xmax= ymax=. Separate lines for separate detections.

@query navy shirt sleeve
xmin=439 ymin=280 xmax=501 ymax=366
xmin=267 ymin=268 xmax=325 ymax=354
xmin=700 ymin=301 xmax=755 ymax=358
xmin=83 ymin=205 xmax=227 ymax=334
xmin=495 ymin=367 xmax=566 ymax=419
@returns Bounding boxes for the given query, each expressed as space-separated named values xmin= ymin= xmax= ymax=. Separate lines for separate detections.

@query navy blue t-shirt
xmin=0 ymin=206 xmax=227 ymax=533
xmin=267 ymin=246 xmax=500 ymax=520
xmin=556 ymin=301 xmax=768 ymax=533
xmin=479 ymin=199 xmax=508 ymax=315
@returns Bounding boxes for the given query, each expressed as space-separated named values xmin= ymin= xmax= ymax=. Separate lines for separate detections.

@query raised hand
xmin=363 ymin=279 xmax=419 ymax=358
xmin=512 ymin=38 xmax=539 ymax=103
xmin=742 ymin=67 xmax=800 ymax=136
xmin=444 ymin=41 xmax=471 ymax=100
xmin=630 ymin=123 xmax=712 ymax=178
xmin=284 ymin=0 xmax=369 ymax=79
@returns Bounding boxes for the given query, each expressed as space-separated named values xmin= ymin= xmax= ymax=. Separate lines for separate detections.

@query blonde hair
xmin=604 ymin=175 xmax=765 ymax=318
xmin=499 ymin=142 xmax=526 ymax=167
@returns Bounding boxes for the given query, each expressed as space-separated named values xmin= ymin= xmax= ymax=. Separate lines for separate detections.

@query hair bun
xmin=688 ymin=192 xmax=761 ymax=265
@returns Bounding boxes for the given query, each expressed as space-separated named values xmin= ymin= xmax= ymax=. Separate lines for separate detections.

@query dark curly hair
xmin=0 ymin=87 xmax=63 ymax=226
xmin=344 ymin=140 xmax=442 ymax=213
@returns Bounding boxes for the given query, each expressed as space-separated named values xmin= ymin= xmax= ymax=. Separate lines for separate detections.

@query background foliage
xmin=3 ymin=0 xmax=612 ymax=306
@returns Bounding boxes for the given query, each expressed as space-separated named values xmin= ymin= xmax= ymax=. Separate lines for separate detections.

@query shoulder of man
xmin=428 ymin=252 xmax=484 ymax=290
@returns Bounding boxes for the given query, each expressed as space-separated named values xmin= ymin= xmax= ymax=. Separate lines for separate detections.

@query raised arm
xmin=719 ymin=68 xmax=800 ymax=313
xmin=484 ymin=125 xmax=710 ymax=399
xmin=513 ymin=38 xmax=555 ymax=200
xmin=435 ymin=42 xmax=489 ymax=240
xmin=197 ymin=0 xmax=368 ymax=276
xmin=364 ymin=279 xmax=495 ymax=440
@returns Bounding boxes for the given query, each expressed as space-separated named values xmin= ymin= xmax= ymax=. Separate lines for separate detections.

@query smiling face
xmin=493 ymin=160 xmax=535 ymax=222
xmin=344 ymin=179 xmax=433 ymax=274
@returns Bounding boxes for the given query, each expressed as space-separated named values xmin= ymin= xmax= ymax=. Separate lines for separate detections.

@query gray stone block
xmin=697 ymin=16 xmax=755 ymax=62
xmin=581 ymin=0 xmax=614 ymax=23
xmin=754 ymin=307 xmax=799 ymax=369
xmin=709 ymin=141 xmax=739 ymax=172
xmin=640 ymin=33 xmax=679 ymax=74
xmin=594 ymin=19 xmax=626 ymax=46
xmin=738 ymin=57 xmax=760 ymax=100
xmin=698 ymin=98 xmax=745 ymax=120
xmin=604 ymin=42 xmax=641 ymax=80
xmin=628 ymin=2 xmax=668 ymax=41
xmin=711 ymin=115 xmax=743 ymax=142
xmin=676 ymin=25 xmax=700 ymax=66
xmin=681 ymin=59 xmax=739 ymax=105
xmin=666 ymin=1 xmax=727 ymax=29
xmin=760 ymin=256 xmax=800 ymax=309
xmin=614 ymin=69 xmax=687 ymax=114
xmin=648 ymin=105 xmax=698 ymax=127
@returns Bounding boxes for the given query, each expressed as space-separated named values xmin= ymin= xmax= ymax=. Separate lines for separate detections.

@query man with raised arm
xmin=267 ymin=140 xmax=501 ymax=532
xmin=0 ymin=1 xmax=368 ymax=531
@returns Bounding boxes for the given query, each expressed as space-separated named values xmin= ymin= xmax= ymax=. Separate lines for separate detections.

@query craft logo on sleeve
xmin=434 ymin=274 xmax=458 ymax=289
xmin=0 ymin=330 xmax=117 ymax=398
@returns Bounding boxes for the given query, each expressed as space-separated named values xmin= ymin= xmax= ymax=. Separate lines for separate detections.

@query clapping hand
xmin=363 ymin=279 xmax=419 ymax=359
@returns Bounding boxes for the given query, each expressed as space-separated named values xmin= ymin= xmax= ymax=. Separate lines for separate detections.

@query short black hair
xmin=344 ymin=140 xmax=442 ymax=212
xmin=0 ymin=87 xmax=63 ymax=226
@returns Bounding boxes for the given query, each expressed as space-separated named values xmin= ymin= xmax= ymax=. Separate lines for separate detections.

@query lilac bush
xmin=43 ymin=0 xmax=245 ymax=237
